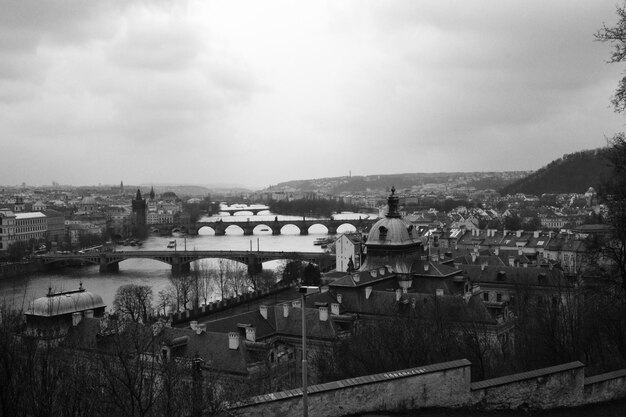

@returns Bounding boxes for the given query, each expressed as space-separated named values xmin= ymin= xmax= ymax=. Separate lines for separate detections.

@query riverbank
xmin=0 ymin=261 xmax=42 ymax=279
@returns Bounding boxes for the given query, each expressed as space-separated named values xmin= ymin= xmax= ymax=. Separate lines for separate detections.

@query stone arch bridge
xmin=37 ymin=250 xmax=336 ymax=276
xmin=195 ymin=217 xmax=377 ymax=236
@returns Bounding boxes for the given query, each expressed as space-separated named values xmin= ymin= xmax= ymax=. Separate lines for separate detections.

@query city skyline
xmin=1 ymin=1 xmax=624 ymax=189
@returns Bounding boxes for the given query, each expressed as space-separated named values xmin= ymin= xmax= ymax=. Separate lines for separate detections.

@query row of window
xmin=14 ymin=225 xmax=46 ymax=234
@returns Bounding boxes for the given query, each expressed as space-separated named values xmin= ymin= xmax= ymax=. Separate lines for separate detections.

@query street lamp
xmin=299 ymin=285 xmax=320 ymax=417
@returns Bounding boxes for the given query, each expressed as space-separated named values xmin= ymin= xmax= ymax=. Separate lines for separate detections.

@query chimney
xmin=436 ymin=289 xmax=444 ymax=297
xmin=331 ymin=303 xmax=340 ymax=315
xmin=534 ymin=231 xmax=540 ymax=238
xmin=336 ymin=293 xmax=343 ymax=304
xmin=352 ymin=272 xmax=360 ymax=283
xmin=395 ymin=288 xmax=402 ymax=301
xmin=424 ymin=264 xmax=430 ymax=272
xmin=319 ymin=306 xmax=329 ymax=321
xmin=196 ymin=323 xmax=206 ymax=335
xmin=516 ymin=230 xmax=522 ymax=238
xmin=508 ymin=256 xmax=515 ymax=267
xmin=365 ymin=286 xmax=373 ymax=299
xmin=518 ymin=248 xmax=523 ymax=256
xmin=228 ymin=332 xmax=240 ymax=350
xmin=283 ymin=303 xmax=290 ymax=318
xmin=84 ymin=310 xmax=94 ymax=319
xmin=292 ymin=299 xmax=302 ymax=308
xmin=503 ymin=229 xmax=507 ymax=237
xmin=245 ymin=326 xmax=256 ymax=342
xmin=190 ymin=320 xmax=198 ymax=331
xmin=260 ymin=305 xmax=268 ymax=320
xmin=495 ymin=247 xmax=499 ymax=256
xmin=72 ymin=312 xmax=82 ymax=327
xmin=471 ymin=252 xmax=477 ymax=263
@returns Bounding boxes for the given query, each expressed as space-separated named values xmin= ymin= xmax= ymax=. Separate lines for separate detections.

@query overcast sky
xmin=1 ymin=0 xmax=624 ymax=189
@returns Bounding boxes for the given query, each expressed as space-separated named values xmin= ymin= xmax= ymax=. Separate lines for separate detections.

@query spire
xmin=135 ymin=189 xmax=142 ymax=201
xmin=149 ymin=186 xmax=155 ymax=200
xmin=386 ymin=186 xmax=401 ymax=218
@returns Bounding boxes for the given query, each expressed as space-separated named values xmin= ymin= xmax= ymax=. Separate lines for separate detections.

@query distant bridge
xmin=196 ymin=217 xmax=377 ymax=236
xmin=217 ymin=206 xmax=271 ymax=216
xmin=37 ymin=250 xmax=336 ymax=275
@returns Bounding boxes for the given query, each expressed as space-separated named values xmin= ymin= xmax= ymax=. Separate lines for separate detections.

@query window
xmin=483 ymin=292 xmax=489 ymax=302
xmin=496 ymin=293 xmax=502 ymax=302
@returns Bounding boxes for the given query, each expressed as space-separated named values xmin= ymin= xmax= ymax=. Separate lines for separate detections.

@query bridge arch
xmin=305 ymin=223 xmax=330 ymax=234
xmin=335 ymin=222 xmax=358 ymax=233
xmin=224 ymin=224 xmax=246 ymax=235
xmin=198 ymin=226 xmax=216 ymax=235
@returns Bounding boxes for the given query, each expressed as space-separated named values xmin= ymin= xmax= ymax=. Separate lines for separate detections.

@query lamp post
xmin=299 ymin=285 xmax=320 ymax=417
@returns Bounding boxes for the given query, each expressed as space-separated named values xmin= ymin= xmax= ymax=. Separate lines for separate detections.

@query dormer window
xmin=379 ymin=226 xmax=388 ymax=241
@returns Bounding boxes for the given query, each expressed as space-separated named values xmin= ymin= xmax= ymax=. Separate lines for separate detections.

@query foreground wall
xmin=232 ymin=359 xmax=472 ymax=417
xmin=470 ymin=362 xmax=585 ymax=409
xmin=230 ymin=360 xmax=626 ymax=417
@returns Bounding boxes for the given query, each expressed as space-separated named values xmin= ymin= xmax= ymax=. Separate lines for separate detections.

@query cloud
xmin=0 ymin=0 xmax=623 ymax=188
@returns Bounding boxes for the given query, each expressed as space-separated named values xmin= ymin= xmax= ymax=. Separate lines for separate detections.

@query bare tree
xmin=113 ymin=284 xmax=154 ymax=323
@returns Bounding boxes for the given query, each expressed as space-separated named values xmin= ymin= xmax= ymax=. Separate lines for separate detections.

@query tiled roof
xmin=329 ymin=266 xmax=395 ymax=288
xmin=161 ymin=327 xmax=250 ymax=375
xmin=460 ymin=264 xmax=570 ymax=287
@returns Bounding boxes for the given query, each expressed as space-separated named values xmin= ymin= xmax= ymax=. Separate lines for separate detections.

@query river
xmin=0 ymin=209 xmax=376 ymax=311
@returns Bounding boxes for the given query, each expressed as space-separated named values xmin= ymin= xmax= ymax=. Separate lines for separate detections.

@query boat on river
xmin=314 ymin=237 xmax=334 ymax=246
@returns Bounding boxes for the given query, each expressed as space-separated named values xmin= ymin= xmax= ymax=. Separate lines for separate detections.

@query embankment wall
xmin=230 ymin=360 xmax=626 ymax=417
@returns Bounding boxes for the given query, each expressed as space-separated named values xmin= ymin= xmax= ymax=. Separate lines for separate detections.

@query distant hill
xmin=499 ymin=148 xmax=613 ymax=195
xmin=266 ymin=171 xmax=529 ymax=195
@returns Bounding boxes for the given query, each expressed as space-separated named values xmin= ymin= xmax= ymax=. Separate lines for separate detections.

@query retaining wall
xmin=470 ymin=362 xmax=585 ymax=409
xmin=584 ymin=368 xmax=626 ymax=404
xmin=230 ymin=360 xmax=626 ymax=417
xmin=232 ymin=359 xmax=472 ymax=417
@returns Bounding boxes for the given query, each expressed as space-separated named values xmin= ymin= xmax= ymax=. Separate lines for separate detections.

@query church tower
xmin=131 ymin=189 xmax=147 ymax=238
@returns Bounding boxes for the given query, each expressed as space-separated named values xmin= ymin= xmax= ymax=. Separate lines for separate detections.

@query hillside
xmin=499 ymin=148 xmax=613 ymax=195
xmin=266 ymin=171 xmax=529 ymax=195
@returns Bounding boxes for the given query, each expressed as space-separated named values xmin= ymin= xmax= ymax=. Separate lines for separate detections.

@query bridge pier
xmin=299 ymin=226 xmax=309 ymax=235
xmin=272 ymin=227 xmax=281 ymax=235
xmin=247 ymin=256 xmax=263 ymax=276
xmin=171 ymin=256 xmax=191 ymax=276
xmin=327 ymin=225 xmax=338 ymax=235
xmin=99 ymin=261 xmax=119 ymax=273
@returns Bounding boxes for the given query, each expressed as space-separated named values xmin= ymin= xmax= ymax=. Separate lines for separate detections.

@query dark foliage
xmin=499 ymin=149 xmax=613 ymax=195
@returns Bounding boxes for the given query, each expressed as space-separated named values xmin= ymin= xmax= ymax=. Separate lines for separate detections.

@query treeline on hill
xmin=500 ymin=149 xmax=613 ymax=195
xmin=269 ymin=199 xmax=360 ymax=217
xmin=272 ymin=172 xmax=522 ymax=195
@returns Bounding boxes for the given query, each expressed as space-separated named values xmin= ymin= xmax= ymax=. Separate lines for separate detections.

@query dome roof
xmin=26 ymin=288 xmax=105 ymax=317
xmin=367 ymin=186 xmax=421 ymax=246
xmin=367 ymin=217 xmax=420 ymax=245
